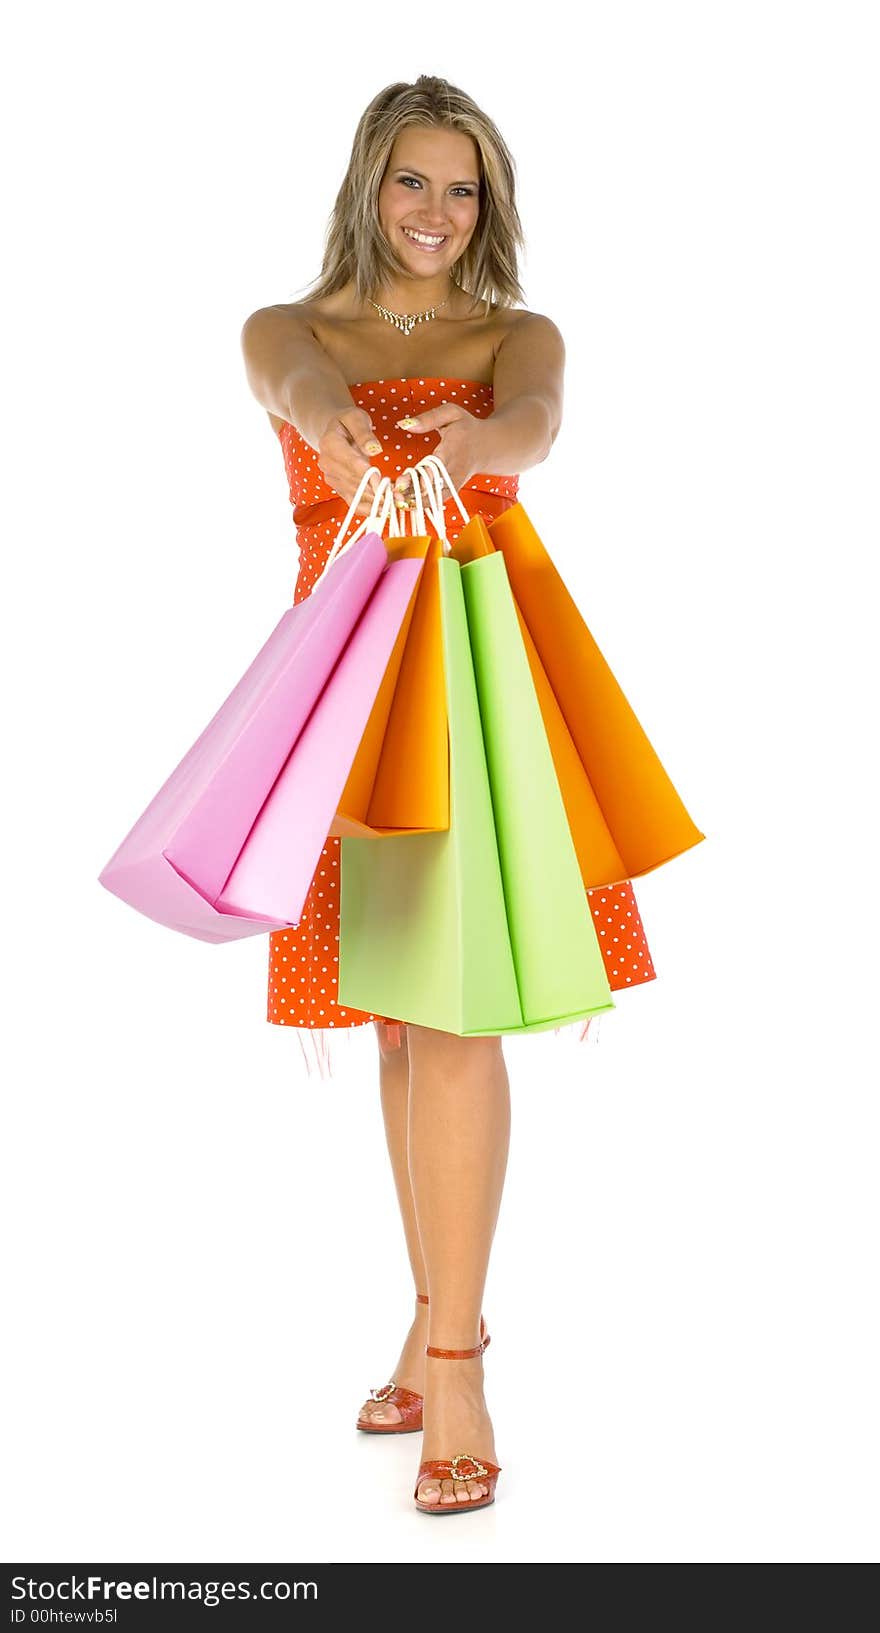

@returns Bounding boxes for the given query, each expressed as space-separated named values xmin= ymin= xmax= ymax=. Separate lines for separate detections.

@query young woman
xmin=241 ymin=74 xmax=655 ymax=1515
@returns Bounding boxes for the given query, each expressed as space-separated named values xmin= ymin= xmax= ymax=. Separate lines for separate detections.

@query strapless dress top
xmin=276 ymin=375 xmax=519 ymax=533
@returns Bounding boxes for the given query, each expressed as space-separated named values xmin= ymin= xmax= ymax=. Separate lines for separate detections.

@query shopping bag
xmin=330 ymin=528 xmax=449 ymax=838
xmin=98 ymin=472 xmax=433 ymax=943
xmin=338 ymin=466 xmax=614 ymax=1035
xmin=464 ymin=486 xmax=705 ymax=883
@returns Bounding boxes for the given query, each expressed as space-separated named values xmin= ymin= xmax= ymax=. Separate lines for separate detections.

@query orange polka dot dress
xmin=267 ymin=377 xmax=656 ymax=1078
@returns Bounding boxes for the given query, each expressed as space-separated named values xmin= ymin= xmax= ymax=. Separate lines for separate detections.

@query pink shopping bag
xmin=98 ymin=475 xmax=425 ymax=943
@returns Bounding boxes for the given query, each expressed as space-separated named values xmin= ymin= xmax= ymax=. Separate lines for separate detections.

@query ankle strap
xmin=425 ymin=1315 xmax=490 ymax=1360
xmin=416 ymin=1292 xmax=429 ymax=1305
xmin=425 ymin=1337 xmax=489 ymax=1359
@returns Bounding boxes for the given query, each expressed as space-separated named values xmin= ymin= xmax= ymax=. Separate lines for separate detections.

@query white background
xmin=3 ymin=0 xmax=877 ymax=1566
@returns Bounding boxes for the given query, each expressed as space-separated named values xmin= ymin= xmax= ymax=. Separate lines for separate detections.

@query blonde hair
xmin=297 ymin=75 xmax=527 ymax=315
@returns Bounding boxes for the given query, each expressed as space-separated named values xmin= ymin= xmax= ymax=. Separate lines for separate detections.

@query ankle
xmin=425 ymin=1323 xmax=486 ymax=1358
xmin=422 ymin=1358 xmax=491 ymax=1421
xmin=424 ymin=1352 xmax=485 ymax=1387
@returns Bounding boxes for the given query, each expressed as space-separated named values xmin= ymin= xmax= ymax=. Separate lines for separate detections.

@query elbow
xmin=536 ymin=397 xmax=557 ymax=462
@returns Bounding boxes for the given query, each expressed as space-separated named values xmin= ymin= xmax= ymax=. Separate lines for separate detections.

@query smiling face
xmin=377 ymin=126 xmax=482 ymax=282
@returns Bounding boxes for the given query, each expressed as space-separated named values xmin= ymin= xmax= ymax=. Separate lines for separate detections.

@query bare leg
xmin=357 ymin=1021 xmax=429 ymax=1427
xmin=406 ymin=1025 xmax=511 ymax=1507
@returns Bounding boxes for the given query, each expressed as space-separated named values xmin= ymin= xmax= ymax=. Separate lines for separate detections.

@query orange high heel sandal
xmin=356 ymin=1296 xmax=491 ymax=1436
xmin=413 ymin=1325 xmax=502 ymax=1515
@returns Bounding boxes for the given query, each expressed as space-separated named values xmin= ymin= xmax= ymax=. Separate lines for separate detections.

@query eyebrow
xmin=393 ymin=167 xmax=480 ymax=186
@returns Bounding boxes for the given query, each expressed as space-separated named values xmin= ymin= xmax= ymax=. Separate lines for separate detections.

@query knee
xmin=373 ymin=1019 xmax=410 ymax=1065
xmin=406 ymin=1024 xmax=503 ymax=1074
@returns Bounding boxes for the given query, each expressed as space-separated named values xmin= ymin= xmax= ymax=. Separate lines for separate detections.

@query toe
xmin=440 ymin=1478 xmax=457 ymax=1506
xmin=359 ymin=1399 xmax=403 ymax=1425
xmin=464 ymin=1479 xmax=486 ymax=1501
xmin=375 ymin=1405 xmax=403 ymax=1425
xmin=417 ymin=1479 xmax=442 ymax=1505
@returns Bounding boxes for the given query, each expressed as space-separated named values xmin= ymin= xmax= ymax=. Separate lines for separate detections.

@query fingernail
xmin=366 ymin=439 xmax=382 ymax=454
xmin=396 ymin=418 xmax=418 ymax=429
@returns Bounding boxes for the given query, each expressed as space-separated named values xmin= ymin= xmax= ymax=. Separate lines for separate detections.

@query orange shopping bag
xmin=413 ymin=457 xmax=705 ymax=888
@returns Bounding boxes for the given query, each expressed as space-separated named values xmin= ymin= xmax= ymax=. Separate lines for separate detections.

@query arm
xmin=476 ymin=311 xmax=565 ymax=475
xmin=240 ymin=304 xmax=384 ymax=517
xmin=389 ymin=311 xmax=565 ymax=497
xmin=240 ymin=304 xmax=357 ymax=450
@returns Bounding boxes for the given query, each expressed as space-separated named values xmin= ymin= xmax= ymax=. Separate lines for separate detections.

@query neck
xmin=370 ymin=272 xmax=457 ymax=316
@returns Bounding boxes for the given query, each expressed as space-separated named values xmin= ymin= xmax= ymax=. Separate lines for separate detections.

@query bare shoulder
xmin=491 ymin=308 xmax=565 ymax=433
xmin=240 ymin=301 xmax=333 ymax=436
xmin=240 ymin=299 xmax=319 ymax=347
xmin=493 ymin=306 xmax=565 ymax=355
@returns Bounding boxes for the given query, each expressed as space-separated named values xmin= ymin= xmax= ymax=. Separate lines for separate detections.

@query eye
xmin=399 ymin=177 xmax=476 ymax=197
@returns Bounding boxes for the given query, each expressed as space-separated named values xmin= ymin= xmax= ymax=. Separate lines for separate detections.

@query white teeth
xmin=403 ymin=227 xmax=446 ymax=246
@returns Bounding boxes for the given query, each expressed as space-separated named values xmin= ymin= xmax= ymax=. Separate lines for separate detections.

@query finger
xmin=396 ymin=466 xmax=446 ymax=502
xmin=348 ymin=460 xmax=381 ymax=501
xmin=350 ymin=429 xmax=382 ymax=457
xmin=356 ymin=416 xmax=383 ymax=457
xmin=336 ymin=406 xmax=384 ymax=458
xmin=395 ymin=405 xmax=463 ymax=433
xmin=355 ymin=467 xmax=383 ymax=517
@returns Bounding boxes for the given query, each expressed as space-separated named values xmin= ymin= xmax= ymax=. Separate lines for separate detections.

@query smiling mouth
xmin=401 ymin=226 xmax=449 ymax=250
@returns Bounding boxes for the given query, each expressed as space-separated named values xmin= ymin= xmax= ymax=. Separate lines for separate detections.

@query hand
xmin=317 ymin=406 xmax=385 ymax=520
xmin=391 ymin=403 xmax=489 ymax=507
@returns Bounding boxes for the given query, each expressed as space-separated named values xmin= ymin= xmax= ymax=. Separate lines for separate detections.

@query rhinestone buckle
xmin=450 ymin=1453 xmax=489 ymax=1482
xmin=369 ymin=1382 xmax=396 ymax=1403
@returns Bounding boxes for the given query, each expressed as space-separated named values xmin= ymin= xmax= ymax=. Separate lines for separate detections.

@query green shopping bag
xmin=337 ymin=551 xmax=615 ymax=1035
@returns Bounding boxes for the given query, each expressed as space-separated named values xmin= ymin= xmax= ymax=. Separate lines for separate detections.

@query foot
xmin=415 ymin=1353 xmax=497 ymax=1508
xmin=357 ymin=1298 xmax=429 ymax=1428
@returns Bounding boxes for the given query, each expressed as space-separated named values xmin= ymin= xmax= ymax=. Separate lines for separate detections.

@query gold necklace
xmin=367 ymin=295 xmax=451 ymax=336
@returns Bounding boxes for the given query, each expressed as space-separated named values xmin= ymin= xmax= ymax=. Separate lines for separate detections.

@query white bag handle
xmin=339 ymin=464 xmax=432 ymax=551
xmin=409 ymin=457 xmax=470 ymax=532
xmin=329 ymin=467 xmax=395 ymax=559
xmin=419 ymin=455 xmax=472 ymax=530
xmin=406 ymin=459 xmax=449 ymax=550
xmin=313 ymin=448 xmax=476 ymax=595
xmin=401 ymin=455 xmax=473 ymax=554
xmin=313 ymin=470 xmax=403 ymax=592
xmin=403 ymin=457 xmax=428 ymax=537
